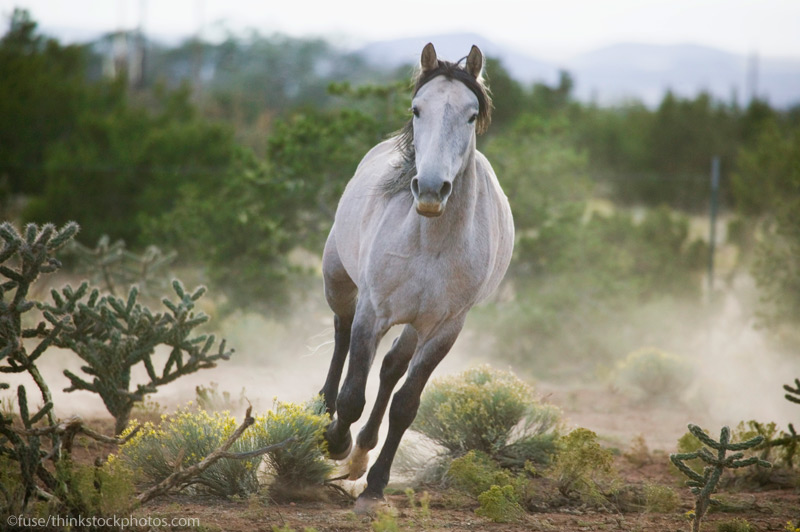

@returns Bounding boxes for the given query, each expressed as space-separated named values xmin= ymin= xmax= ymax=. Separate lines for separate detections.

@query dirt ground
xmin=51 ymin=383 xmax=799 ymax=532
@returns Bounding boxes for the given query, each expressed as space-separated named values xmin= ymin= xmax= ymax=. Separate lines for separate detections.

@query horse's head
xmin=408 ymin=43 xmax=491 ymax=217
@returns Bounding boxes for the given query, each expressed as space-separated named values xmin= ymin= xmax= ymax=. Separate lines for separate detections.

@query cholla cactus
xmin=50 ymin=280 xmax=233 ymax=434
xmin=785 ymin=378 xmax=800 ymax=405
xmin=670 ymin=424 xmax=771 ymax=532
xmin=0 ymin=222 xmax=79 ymax=506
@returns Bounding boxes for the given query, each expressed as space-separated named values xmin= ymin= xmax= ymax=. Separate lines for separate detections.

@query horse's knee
xmin=379 ymin=351 xmax=408 ymax=382
xmin=388 ymin=388 xmax=420 ymax=431
xmin=336 ymin=385 xmax=366 ymax=424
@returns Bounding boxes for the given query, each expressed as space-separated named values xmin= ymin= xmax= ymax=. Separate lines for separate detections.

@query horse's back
xmin=329 ymin=138 xmax=403 ymax=281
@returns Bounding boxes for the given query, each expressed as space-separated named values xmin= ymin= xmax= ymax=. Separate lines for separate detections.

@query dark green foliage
xmin=732 ymin=121 xmax=800 ymax=338
xmin=150 ymin=84 xmax=408 ymax=312
xmin=50 ymin=280 xmax=233 ymax=434
xmin=0 ymin=10 xmax=90 ymax=194
xmin=24 ymin=86 xmax=237 ymax=245
xmin=670 ymin=424 xmax=771 ymax=532
xmin=483 ymin=114 xmax=590 ymax=234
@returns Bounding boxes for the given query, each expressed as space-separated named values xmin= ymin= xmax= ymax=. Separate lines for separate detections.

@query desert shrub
xmin=54 ymin=457 xmax=136 ymax=517
xmin=371 ymin=507 xmax=402 ymax=532
xmin=624 ymin=434 xmax=652 ymax=466
xmin=644 ymin=483 xmax=679 ymax=513
xmin=119 ymin=407 xmax=261 ymax=497
xmin=475 ymin=484 xmax=525 ymax=523
xmin=549 ymin=428 xmax=617 ymax=503
xmin=411 ymin=365 xmax=561 ymax=464
xmin=733 ymin=419 xmax=799 ymax=469
xmin=254 ymin=397 xmax=332 ymax=490
xmin=0 ymin=455 xmax=24 ymax=516
xmin=614 ymin=347 xmax=691 ymax=403
xmin=446 ymin=450 xmax=514 ymax=497
xmin=717 ymin=518 xmax=754 ymax=532
xmin=196 ymin=382 xmax=250 ymax=413
xmin=120 ymin=397 xmax=331 ymax=498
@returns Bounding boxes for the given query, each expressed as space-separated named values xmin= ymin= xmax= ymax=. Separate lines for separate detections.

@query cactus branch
xmin=671 ymin=424 xmax=771 ymax=532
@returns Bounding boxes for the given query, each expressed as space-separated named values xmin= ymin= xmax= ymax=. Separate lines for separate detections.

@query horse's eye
xmin=412 ymin=107 xmax=420 ymax=118
xmin=468 ymin=113 xmax=478 ymax=124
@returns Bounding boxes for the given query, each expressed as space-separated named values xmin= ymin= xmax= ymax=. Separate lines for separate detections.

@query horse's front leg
xmin=355 ymin=316 xmax=466 ymax=512
xmin=346 ymin=324 xmax=417 ymax=480
xmin=319 ymin=313 xmax=353 ymax=416
xmin=324 ymin=302 xmax=386 ymax=460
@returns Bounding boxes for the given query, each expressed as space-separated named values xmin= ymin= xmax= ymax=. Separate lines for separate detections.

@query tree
xmin=23 ymin=85 xmax=237 ymax=245
xmin=733 ymin=121 xmax=800 ymax=338
xmin=0 ymin=9 xmax=91 ymax=194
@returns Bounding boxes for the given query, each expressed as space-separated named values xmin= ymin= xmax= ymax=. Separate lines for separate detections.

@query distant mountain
xmin=567 ymin=43 xmax=800 ymax=107
xmin=360 ymin=35 xmax=800 ymax=108
xmin=357 ymin=33 xmax=560 ymax=85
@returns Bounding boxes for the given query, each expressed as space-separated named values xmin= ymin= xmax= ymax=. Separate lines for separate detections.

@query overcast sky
xmin=3 ymin=0 xmax=800 ymax=60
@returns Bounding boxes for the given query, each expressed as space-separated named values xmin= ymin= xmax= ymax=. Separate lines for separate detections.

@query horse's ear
xmin=420 ymin=43 xmax=438 ymax=73
xmin=466 ymin=45 xmax=484 ymax=79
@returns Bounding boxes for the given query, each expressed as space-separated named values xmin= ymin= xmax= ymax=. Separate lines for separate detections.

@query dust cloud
xmin=4 ymin=270 xmax=797 ymax=456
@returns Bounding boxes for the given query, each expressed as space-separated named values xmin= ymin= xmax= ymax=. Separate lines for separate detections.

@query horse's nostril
xmin=440 ymin=181 xmax=452 ymax=199
xmin=411 ymin=177 xmax=420 ymax=198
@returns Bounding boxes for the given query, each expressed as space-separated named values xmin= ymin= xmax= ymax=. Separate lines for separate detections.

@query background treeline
xmin=2 ymin=9 xmax=798 ymax=374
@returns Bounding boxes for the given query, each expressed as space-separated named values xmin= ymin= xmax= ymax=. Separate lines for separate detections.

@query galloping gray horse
xmin=319 ymin=43 xmax=514 ymax=511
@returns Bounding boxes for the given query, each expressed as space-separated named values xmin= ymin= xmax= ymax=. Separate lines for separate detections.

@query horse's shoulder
xmin=358 ymin=138 xmax=398 ymax=169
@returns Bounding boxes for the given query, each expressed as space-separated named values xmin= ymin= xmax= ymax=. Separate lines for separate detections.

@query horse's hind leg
xmin=347 ymin=324 xmax=417 ymax=480
xmin=320 ymin=232 xmax=357 ymax=418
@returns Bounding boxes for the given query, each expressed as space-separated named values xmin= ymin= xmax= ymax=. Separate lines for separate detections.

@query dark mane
xmin=381 ymin=59 xmax=493 ymax=197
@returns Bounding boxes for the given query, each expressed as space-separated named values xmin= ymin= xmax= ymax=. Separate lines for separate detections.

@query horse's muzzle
xmin=411 ymin=176 xmax=451 ymax=217
xmin=415 ymin=202 xmax=445 ymax=217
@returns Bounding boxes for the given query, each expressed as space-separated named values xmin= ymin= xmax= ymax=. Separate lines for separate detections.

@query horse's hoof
xmin=353 ymin=492 xmax=386 ymax=516
xmin=347 ymin=445 xmax=370 ymax=480
xmin=325 ymin=424 xmax=352 ymax=461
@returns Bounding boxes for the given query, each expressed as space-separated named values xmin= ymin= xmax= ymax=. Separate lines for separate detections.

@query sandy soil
xmin=26 ymin=382 xmax=798 ymax=532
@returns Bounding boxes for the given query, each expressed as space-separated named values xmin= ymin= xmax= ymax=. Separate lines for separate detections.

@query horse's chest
xmin=364 ymin=237 xmax=489 ymax=325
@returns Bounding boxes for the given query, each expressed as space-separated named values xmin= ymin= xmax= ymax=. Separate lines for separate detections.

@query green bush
xmin=548 ymin=428 xmax=617 ymax=503
xmin=411 ymin=365 xmax=561 ymax=464
xmin=614 ymin=347 xmax=692 ymax=403
xmin=475 ymin=484 xmax=524 ymax=523
xmin=446 ymin=450 xmax=514 ymax=497
xmin=119 ymin=407 xmax=261 ymax=497
xmin=118 ymin=397 xmax=331 ymax=498
xmin=54 ymin=458 xmax=136 ymax=518
xmin=254 ymin=397 xmax=333 ymax=491
xmin=716 ymin=518 xmax=754 ymax=532
xmin=644 ymin=483 xmax=679 ymax=513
